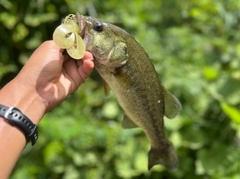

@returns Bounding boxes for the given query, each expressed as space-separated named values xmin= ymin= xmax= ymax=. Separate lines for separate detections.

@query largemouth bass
xmin=75 ymin=13 xmax=182 ymax=170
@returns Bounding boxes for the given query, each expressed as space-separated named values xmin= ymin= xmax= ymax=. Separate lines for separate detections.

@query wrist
xmin=0 ymin=78 xmax=47 ymax=125
xmin=0 ymin=104 xmax=38 ymax=145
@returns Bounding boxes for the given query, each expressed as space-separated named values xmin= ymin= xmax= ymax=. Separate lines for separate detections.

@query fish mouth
xmin=74 ymin=13 xmax=86 ymax=38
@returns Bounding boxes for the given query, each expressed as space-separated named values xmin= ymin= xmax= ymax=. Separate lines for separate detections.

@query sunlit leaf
xmin=0 ymin=12 xmax=17 ymax=29
xmin=0 ymin=0 xmax=13 ymax=9
xmin=12 ymin=23 xmax=29 ymax=42
xmin=102 ymin=101 xmax=120 ymax=118
xmin=203 ymin=66 xmax=219 ymax=81
xmin=24 ymin=13 xmax=58 ymax=27
xmin=221 ymin=102 xmax=240 ymax=124
xmin=43 ymin=141 xmax=64 ymax=167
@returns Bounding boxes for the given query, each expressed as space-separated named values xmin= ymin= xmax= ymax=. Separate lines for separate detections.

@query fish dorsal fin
xmin=164 ymin=89 xmax=182 ymax=119
xmin=122 ymin=114 xmax=139 ymax=129
xmin=103 ymin=79 xmax=111 ymax=96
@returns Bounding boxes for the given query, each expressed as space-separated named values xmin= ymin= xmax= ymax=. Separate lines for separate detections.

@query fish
xmin=75 ymin=13 xmax=182 ymax=170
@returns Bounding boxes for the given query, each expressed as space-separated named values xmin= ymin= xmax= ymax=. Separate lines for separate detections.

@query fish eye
xmin=94 ymin=23 xmax=103 ymax=32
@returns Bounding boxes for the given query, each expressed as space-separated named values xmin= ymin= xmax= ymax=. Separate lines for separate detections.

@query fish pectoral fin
xmin=103 ymin=79 xmax=111 ymax=96
xmin=122 ymin=114 xmax=138 ymax=129
xmin=164 ymin=89 xmax=182 ymax=119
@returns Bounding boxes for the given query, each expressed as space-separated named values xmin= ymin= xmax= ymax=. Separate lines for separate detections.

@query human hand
xmin=15 ymin=40 xmax=94 ymax=113
xmin=0 ymin=40 xmax=94 ymax=177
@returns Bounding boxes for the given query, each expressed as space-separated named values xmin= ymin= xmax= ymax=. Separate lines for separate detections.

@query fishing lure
xmin=53 ymin=14 xmax=85 ymax=59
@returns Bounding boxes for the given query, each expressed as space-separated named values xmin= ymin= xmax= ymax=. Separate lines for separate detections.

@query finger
xmin=63 ymin=51 xmax=94 ymax=93
xmin=77 ymin=51 xmax=94 ymax=81
xmin=75 ymin=51 xmax=93 ymax=67
xmin=63 ymin=58 xmax=80 ymax=92
xmin=77 ymin=58 xmax=94 ymax=83
xmin=61 ymin=50 xmax=94 ymax=95
xmin=82 ymin=51 xmax=94 ymax=61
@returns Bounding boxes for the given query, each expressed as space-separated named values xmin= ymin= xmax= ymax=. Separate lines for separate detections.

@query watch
xmin=0 ymin=104 xmax=38 ymax=145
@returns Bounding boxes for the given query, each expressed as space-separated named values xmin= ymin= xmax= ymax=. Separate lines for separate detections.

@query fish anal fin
xmin=103 ymin=79 xmax=111 ymax=96
xmin=164 ymin=89 xmax=182 ymax=119
xmin=122 ymin=114 xmax=138 ymax=129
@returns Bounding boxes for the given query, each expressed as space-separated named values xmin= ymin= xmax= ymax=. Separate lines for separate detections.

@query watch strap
xmin=0 ymin=104 xmax=38 ymax=145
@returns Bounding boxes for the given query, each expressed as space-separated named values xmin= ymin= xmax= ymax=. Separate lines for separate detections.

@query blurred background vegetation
xmin=1 ymin=0 xmax=240 ymax=178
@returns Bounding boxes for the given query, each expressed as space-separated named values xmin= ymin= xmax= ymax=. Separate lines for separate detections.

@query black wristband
xmin=0 ymin=104 xmax=38 ymax=145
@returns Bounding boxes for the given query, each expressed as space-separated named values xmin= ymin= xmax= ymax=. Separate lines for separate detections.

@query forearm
xmin=0 ymin=77 xmax=46 ymax=179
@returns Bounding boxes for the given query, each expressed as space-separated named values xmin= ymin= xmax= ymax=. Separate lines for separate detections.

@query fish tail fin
xmin=148 ymin=141 xmax=178 ymax=170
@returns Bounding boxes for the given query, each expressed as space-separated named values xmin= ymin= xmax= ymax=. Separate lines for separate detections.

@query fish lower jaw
xmin=75 ymin=13 xmax=86 ymax=38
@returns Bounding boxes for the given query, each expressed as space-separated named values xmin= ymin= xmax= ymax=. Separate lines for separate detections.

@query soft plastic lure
xmin=53 ymin=14 xmax=85 ymax=59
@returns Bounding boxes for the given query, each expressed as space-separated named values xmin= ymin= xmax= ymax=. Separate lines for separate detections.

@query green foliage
xmin=1 ymin=0 xmax=240 ymax=178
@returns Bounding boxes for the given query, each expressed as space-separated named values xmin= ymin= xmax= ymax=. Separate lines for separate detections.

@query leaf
xmin=180 ymin=124 xmax=207 ymax=149
xmin=221 ymin=102 xmax=240 ymax=124
xmin=12 ymin=23 xmax=29 ymax=42
xmin=203 ymin=66 xmax=219 ymax=81
xmin=0 ymin=12 xmax=17 ymax=29
xmin=43 ymin=141 xmax=64 ymax=167
xmin=24 ymin=13 xmax=58 ymax=27
xmin=102 ymin=101 xmax=120 ymax=118
xmin=0 ymin=64 xmax=17 ymax=80
xmin=196 ymin=143 xmax=230 ymax=175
